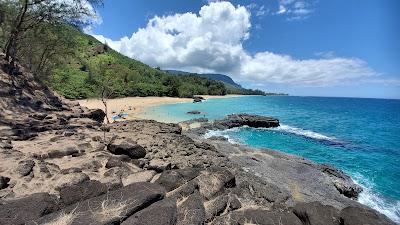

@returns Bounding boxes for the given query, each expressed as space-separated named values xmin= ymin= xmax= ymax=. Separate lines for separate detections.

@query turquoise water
xmin=146 ymin=96 xmax=400 ymax=223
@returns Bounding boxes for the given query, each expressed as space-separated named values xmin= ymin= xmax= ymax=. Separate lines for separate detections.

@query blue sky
xmin=89 ymin=0 xmax=400 ymax=99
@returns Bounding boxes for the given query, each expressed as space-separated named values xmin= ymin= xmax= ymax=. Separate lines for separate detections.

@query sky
xmin=88 ymin=0 xmax=400 ymax=99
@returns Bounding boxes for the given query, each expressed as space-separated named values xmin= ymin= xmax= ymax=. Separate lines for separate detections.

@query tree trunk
xmin=5 ymin=0 xmax=28 ymax=62
xmin=102 ymin=97 xmax=110 ymax=124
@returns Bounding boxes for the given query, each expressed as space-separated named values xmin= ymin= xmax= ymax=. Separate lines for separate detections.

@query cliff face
xmin=0 ymin=61 xmax=396 ymax=225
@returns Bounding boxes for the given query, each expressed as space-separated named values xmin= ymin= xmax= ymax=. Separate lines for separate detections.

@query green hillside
xmin=45 ymin=27 xmax=229 ymax=99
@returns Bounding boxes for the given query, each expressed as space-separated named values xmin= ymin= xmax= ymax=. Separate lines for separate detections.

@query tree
xmin=87 ymin=59 xmax=121 ymax=124
xmin=1 ymin=0 xmax=103 ymax=73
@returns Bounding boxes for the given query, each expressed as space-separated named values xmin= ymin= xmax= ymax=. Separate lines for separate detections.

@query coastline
xmin=77 ymin=95 xmax=245 ymax=123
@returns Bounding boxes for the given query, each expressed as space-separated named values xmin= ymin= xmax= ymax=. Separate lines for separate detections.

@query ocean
xmin=144 ymin=96 xmax=400 ymax=223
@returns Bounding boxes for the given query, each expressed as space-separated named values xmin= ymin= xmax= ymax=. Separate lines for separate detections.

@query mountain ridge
xmin=165 ymin=69 xmax=242 ymax=88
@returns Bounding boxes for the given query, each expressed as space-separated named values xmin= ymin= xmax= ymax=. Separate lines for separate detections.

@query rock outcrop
xmin=0 ymin=61 xmax=395 ymax=224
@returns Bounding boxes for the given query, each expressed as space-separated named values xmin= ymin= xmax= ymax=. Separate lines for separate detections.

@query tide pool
xmin=145 ymin=96 xmax=400 ymax=223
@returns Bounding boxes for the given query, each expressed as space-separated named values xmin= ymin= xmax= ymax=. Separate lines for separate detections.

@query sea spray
xmin=352 ymin=174 xmax=400 ymax=223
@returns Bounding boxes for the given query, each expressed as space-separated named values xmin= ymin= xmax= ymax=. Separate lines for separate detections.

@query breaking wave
xmin=353 ymin=174 xmax=400 ymax=223
xmin=269 ymin=124 xmax=343 ymax=144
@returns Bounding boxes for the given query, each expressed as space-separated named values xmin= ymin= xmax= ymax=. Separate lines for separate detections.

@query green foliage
xmin=42 ymin=27 xmax=229 ymax=99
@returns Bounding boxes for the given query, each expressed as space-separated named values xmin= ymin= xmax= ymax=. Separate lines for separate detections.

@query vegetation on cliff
xmin=0 ymin=1 xmax=268 ymax=99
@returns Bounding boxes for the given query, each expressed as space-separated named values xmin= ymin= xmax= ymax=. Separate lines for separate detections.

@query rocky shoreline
xmin=0 ymin=67 xmax=397 ymax=224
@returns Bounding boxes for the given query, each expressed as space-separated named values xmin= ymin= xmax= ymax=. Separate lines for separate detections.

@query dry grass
xmin=92 ymin=196 xmax=129 ymax=222
xmin=42 ymin=210 xmax=76 ymax=225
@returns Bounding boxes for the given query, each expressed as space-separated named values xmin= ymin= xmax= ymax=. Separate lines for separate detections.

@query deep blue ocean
xmin=145 ymin=96 xmax=400 ymax=222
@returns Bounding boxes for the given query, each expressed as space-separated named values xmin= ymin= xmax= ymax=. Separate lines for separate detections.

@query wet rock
xmin=214 ymin=113 xmax=279 ymax=129
xmin=122 ymin=198 xmax=177 ymax=225
xmin=207 ymin=136 xmax=228 ymax=141
xmin=108 ymin=140 xmax=146 ymax=159
xmin=320 ymin=164 xmax=362 ymax=199
xmin=0 ymin=193 xmax=60 ymax=225
xmin=0 ymin=176 xmax=10 ymax=189
xmin=293 ymin=202 xmax=340 ymax=225
xmin=193 ymin=96 xmax=203 ymax=103
xmin=30 ymin=182 xmax=165 ymax=225
xmin=16 ymin=160 xmax=35 ymax=176
xmin=122 ymin=170 xmax=157 ymax=186
xmin=187 ymin=110 xmax=201 ymax=115
xmin=340 ymin=206 xmax=396 ymax=225
xmin=59 ymin=180 xmax=108 ymax=206
xmin=177 ymin=192 xmax=205 ymax=225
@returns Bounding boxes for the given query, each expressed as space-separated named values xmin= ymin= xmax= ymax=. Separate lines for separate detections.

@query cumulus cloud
xmin=92 ymin=1 xmax=379 ymax=87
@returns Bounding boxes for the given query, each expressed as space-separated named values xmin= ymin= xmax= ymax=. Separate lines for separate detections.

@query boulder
xmin=0 ymin=141 xmax=13 ymax=149
xmin=177 ymin=192 xmax=206 ymax=225
xmin=187 ymin=110 xmax=201 ymax=115
xmin=54 ymin=172 xmax=90 ymax=190
xmin=204 ymin=194 xmax=229 ymax=222
xmin=59 ymin=180 xmax=108 ymax=206
xmin=122 ymin=198 xmax=177 ymax=225
xmin=196 ymin=167 xmax=236 ymax=200
xmin=108 ymin=140 xmax=146 ymax=159
xmin=0 ymin=176 xmax=10 ymax=189
xmin=207 ymin=136 xmax=228 ymax=141
xmin=60 ymin=167 xmax=82 ymax=174
xmin=340 ymin=206 xmax=396 ymax=225
xmin=214 ymin=113 xmax=279 ymax=129
xmin=122 ymin=170 xmax=157 ymax=186
xmin=103 ymin=165 xmax=138 ymax=179
xmin=80 ymin=108 xmax=106 ymax=123
xmin=233 ymin=175 xmax=291 ymax=206
xmin=46 ymin=146 xmax=79 ymax=159
xmin=16 ymin=160 xmax=35 ymax=176
xmin=293 ymin=202 xmax=340 ymax=225
xmin=155 ymin=168 xmax=201 ymax=192
xmin=0 ymin=193 xmax=60 ymax=225
xmin=147 ymin=159 xmax=171 ymax=172
xmin=29 ymin=182 xmax=165 ymax=225
xmin=319 ymin=164 xmax=362 ymax=199
xmin=193 ymin=96 xmax=204 ymax=103
xmin=105 ymin=157 xmax=124 ymax=168
xmin=167 ymin=179 xmax=199 ymax=199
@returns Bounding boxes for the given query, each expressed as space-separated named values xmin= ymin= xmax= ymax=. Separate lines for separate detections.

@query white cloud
xmin=92 ymin=1 xmax=380 ymax=87
xmin=247 ymin=3 xmax=267 ymax=18
xmin=276 ymin=0 xmax=313 ymax=20
xmin=241 ymin=53 xmax=376 ymax=86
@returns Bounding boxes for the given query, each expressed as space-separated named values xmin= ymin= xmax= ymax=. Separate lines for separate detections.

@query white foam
xmin=270 ymin=124 xmax=338 ymax=142
xmin=203 ymin=129 xmax=240 ymax=144
xmin=353 ymin=174 xmax=400 ymax=223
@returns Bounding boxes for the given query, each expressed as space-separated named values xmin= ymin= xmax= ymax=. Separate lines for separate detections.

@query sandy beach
xmin=77 ymin=95 xmax=243 ymax=122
